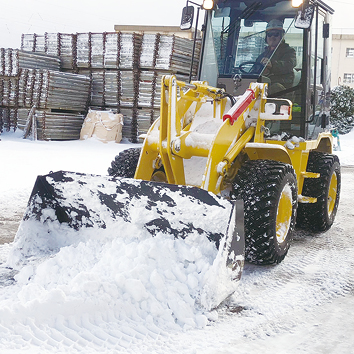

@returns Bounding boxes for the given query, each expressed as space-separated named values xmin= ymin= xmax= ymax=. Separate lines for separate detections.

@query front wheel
xmin=108 ymin=148 xmax=167 ymax=182
xmin=232 ymin=160 xmax=298 ymax=265
xmin=108 ymin=148 xmax=141 ymax=178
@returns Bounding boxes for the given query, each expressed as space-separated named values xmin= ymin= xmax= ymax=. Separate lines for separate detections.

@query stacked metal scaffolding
xmin=12 ymin=31 xmax=202 ymax=141
xmin=17 ymin=109 xmax=86 ymax=140
xmin=17 ymin=70 xmax=89 ymax=139
xmin=0 ymin=48 xmax=60 ymax=76
xmin=0 ymin=49 xmax=60 ymax=132
xmin=132 ymin=34 xmax=197 ymax=138
xmin=8 ymin=69 xmax=90 ymax=140
xmin=0 ymin=76 xmax=18 ymax=107
xmin=75 ymin=32 xmax=143 ymax=70
xmin=21 ymin=33 xmax=77 ymax=70
xmin=120 ymin=106 xmax=160 ymax=141
xmin=0 ymin=47 xmax=90 ymax=138
xmin=0 ymin=108 xmax=17 ymax=133
xmin=75 ymin=32 xmax=142 ymax=141
xmin=83 ymin=70 xmax=137 ymax=108
xmin=156 ymin=35 xmax=201 ymax=74
xmin=34 ymin=70 xmax=90 ymax=111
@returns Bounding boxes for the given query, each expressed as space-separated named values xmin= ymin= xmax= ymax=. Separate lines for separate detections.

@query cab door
xmin=306 ymin=4 xmax=333 ymax=139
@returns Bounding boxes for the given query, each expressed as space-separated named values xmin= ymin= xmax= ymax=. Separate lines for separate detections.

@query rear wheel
xmin=232 ymin=160 xmax=298 ymax=265
xmin=297 ymin=151 xmax=341 ymax=231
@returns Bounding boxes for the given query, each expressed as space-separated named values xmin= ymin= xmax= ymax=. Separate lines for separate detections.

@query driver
xmin=257 ymin=19 xmax=296 ymax=95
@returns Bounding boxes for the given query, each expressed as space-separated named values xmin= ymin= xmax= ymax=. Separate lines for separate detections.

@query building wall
xmin=331 ymin=34 xmax=354 ymax=88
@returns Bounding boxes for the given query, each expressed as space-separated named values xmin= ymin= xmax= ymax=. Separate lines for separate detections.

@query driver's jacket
xmin=256 ymin=41 xmax=297 ymax=89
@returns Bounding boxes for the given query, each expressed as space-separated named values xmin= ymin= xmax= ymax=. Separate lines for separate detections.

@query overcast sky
xmin=0 ymin=0 xmax=352 ymax=49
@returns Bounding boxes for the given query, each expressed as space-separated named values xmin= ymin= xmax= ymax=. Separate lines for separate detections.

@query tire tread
xmin=233 ymin=159 xmax=298 ymax=265
xmin=108 ymin=148 xmax=141 ymax=178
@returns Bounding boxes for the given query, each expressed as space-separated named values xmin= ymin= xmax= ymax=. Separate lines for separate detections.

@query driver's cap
xmin=266 ymin=19 xmax=284 ymax=31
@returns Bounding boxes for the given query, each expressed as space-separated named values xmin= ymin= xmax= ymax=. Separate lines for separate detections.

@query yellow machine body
xmin=135 ymin=75 xmax=332 ymax=203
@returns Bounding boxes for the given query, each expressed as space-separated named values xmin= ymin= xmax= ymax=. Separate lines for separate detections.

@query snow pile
xmin=3 ymin=231 xmax=212 ymax=332
xmin=0 ymin=230 xmax=239 ymax=349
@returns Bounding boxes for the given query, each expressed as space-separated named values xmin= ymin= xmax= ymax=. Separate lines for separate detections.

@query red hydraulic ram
xmin=223 ymin=89 xmax=255 ymax=125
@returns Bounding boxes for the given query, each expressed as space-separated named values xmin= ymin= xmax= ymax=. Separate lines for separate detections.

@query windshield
xmin=202 ymin=0 xmax=301 ymax=79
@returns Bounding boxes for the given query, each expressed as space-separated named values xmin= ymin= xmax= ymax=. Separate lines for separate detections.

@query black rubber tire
xmin=108 ymin=148 xmax=141 ymax=178
xmin=108 ymin=148 xmax=167 ymax=182
xmin=232 ymin=160 xmax=298 ymax=265
xmin=296 ymin=151 xmax=341 ymax=231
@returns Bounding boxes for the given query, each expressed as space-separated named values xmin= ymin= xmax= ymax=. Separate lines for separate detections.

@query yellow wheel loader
xmin=17 ymin=0 xmax=340 ymax=299
xmin=108 ymin=0 xmax=340 ymax=265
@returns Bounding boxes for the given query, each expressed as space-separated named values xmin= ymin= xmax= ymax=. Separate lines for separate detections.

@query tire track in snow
xmin=161 ymin=169 xmax=354 ymax=353
xmin=236 ymin=224 xmax=354 ymax=315
xmin=1 ymin=316 xmax=172 ymax=353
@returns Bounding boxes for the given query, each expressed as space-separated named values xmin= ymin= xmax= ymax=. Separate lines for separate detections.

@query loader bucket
xmin=9 ymin=171 xmax=244 ymax=307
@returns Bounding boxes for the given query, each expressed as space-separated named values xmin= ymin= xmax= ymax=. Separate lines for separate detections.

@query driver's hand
xmin=260 ymin=57 xmax=272 ymax=75
xmin=260 ymin=57 xmax=272 ymax=68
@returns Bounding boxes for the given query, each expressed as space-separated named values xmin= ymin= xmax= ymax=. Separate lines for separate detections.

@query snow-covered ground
xmin=0 ymin=129 xmax=354 ymax=353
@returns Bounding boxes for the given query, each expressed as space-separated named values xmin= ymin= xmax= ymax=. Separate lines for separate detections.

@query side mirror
xmin=294 ymin=4 xmax=314 ymax=29
xmin=180 ymin=6 xmax=194 ymax=30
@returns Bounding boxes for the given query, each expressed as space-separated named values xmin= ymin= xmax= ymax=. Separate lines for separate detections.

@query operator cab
xmin=195 ymin=0 xmax=334 ymax=140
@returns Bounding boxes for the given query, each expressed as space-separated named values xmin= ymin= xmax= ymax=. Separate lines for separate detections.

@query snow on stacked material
xmin=1 ymin=171 xmax=243 ymax=349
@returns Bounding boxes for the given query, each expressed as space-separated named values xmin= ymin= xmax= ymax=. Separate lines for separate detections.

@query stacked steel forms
xmin=75 ymin=32 xmax=143 ymax=141
xmin=0 ymin=48 xmax=60 ymax=76
xmin=16 ymin=70 xmax=90 ymax=111
xmin=0 ymin=47 xmax=90 ymax=139
xmin=0 ymin=49 xmax=62 ymax=129
xmin=33 ymin=71 xmax=90 ymax=111
xmin=75 ymin=32 xmax=142 ymax=70
xmin=21 ymin=33 xmax=77 ymax=70
xmin=0 ymin=48 xmax=59 ymax=132
xmin=17 ymin=109 xmax=86 ymax=140
xmin=139 ymin=33 xmax=199 ymax=105
xmin=134 ymin=34 xmax=194 ymax=140
xmin=21 ymin=32 xmax=200 ymax=75
xmin=135 ymin=33 xmax=199 ymax=140
xmin=20 ymin=31 xmax=201 ymax=142
xmin=19 ymin=70 xmax=89 ymax=139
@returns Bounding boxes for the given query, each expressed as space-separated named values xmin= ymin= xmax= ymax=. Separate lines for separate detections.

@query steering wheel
xmin=238 ymin=61 xmax=264 ymax=74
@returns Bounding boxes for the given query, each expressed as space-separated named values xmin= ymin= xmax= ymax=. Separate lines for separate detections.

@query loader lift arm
xmin=135 ymin=75 xmax=293 ymax=196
